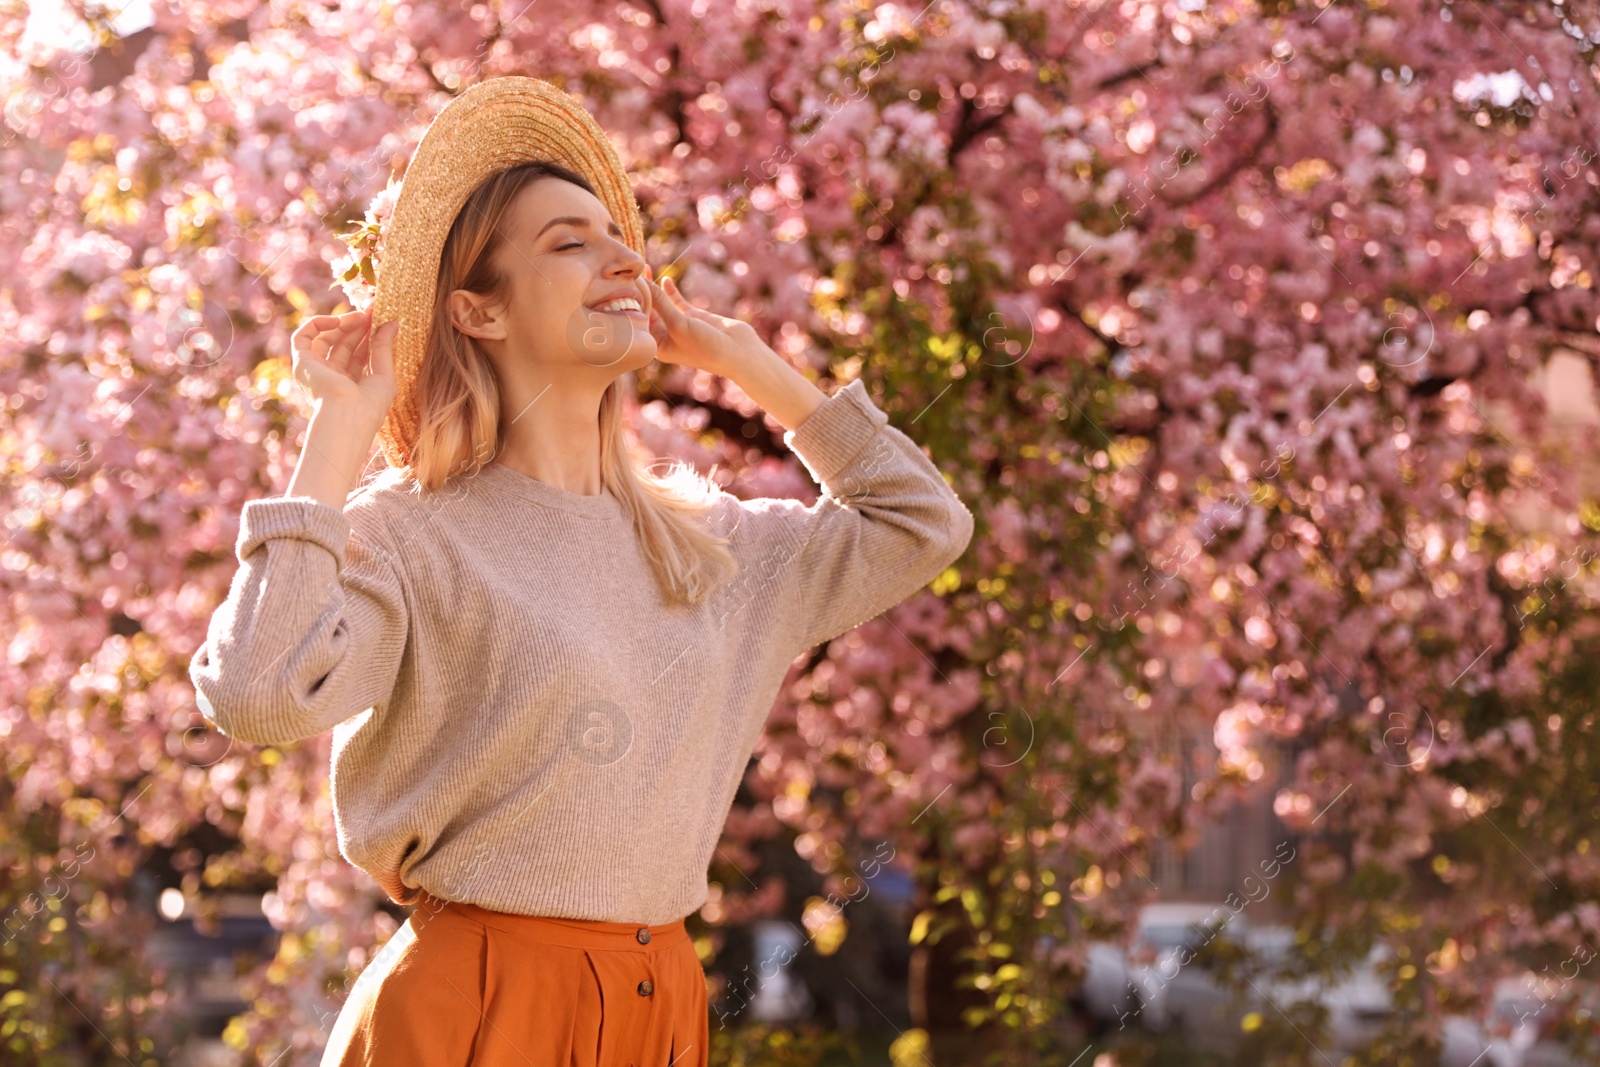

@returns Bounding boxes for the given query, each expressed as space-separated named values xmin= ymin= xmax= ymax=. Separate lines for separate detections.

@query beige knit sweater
xmin=189 ymin=378 xmax=974 ymax=924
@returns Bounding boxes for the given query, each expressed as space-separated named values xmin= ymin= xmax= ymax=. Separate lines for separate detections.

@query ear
xmin=447 ymin=288 xmax=508 ymax=342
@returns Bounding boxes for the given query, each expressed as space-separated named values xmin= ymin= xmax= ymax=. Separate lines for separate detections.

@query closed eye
xmin=558 ymin=242 xmax=584 ymax=251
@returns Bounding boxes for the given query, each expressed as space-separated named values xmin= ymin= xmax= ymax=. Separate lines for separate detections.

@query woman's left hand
xmin=645 ymin=274 xmax=767 ymax=377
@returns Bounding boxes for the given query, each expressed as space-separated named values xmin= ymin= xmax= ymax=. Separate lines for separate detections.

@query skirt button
xmin=638 ymin=979 xmax=654 ymax=996
xmin=636 ymin=927 xmax=651 ymax=944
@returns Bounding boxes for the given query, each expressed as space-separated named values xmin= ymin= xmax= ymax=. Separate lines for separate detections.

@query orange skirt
xmin=321 ymin=897 xmax=709 ymax=1067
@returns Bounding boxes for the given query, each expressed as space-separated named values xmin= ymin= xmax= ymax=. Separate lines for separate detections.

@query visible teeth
xmin=593 ymin=297 xmax=642 ymax=313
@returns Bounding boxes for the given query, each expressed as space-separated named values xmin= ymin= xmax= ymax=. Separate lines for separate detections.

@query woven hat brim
xmin=368 ymin=77 xmax=646 ymax=471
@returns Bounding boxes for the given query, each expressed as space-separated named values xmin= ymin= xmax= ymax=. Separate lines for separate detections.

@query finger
xmin=660 ymin=275 xmax=692 ymax=309
xmin=648 ymin=308 xmax=670 ymax=346
xmin=370 ymin=320 xmax=399 ymax=378
xmin=348 ymin=324 xmax=372 ymax=376
xmin=646 ymin=278 xmax=689 ymax=329
xmin=328 ymin=319 xmax=364 ymax=371
xmin=309 ymin=326 xmax=336 ymax=362
xmin=358 ymin=319 xmax=397 ymax=377
xmin=291 ymin=322 xmax=326 ymax=361
xmin=662 ymin=277 xmax=725 ymax=325
xmin=679 ymin=302 xmax=725 ymax=329
xmin=657 ymin=278 xmax=715 ymax=327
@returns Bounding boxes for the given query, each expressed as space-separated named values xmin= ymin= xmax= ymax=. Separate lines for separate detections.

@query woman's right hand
xmin=290 ymin=310 xmax=399 ymax=434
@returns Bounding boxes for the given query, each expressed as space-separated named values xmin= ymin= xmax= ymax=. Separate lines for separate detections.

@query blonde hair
xmin=389 ymin=160 xmax=737 ymax=608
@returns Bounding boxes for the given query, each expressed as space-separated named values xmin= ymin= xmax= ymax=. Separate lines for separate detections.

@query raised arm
xmin=189 ymin=309 xmax=406 ymax=746
xmin=728 ymin=378 xmax=976 ymax=657
xmin=643 ymin=274 xmax=975 ymax=655
xmin=189 ymin=496 xmax=410 ymax=746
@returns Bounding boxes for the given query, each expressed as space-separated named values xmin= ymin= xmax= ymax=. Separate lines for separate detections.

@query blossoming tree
xmin=2 ymin=0 xmax=1598 ymax=1064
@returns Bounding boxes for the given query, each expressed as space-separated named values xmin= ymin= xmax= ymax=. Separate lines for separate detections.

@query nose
xmin=603 ymin=236 xmax=647 ymax=279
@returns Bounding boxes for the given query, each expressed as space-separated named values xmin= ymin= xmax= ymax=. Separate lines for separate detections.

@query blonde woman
xmin=190 ymin=78 xmax=974 ymax=1067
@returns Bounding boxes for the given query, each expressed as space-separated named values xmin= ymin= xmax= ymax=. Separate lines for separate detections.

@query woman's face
xmin=450 ymin=175 xmax=655 ymax=377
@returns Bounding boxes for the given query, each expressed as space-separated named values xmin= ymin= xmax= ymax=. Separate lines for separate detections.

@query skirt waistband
xmin=433 ymin=899 xmax=691 ymax=952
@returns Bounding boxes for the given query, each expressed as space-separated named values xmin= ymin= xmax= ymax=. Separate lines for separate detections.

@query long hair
xmin=394 ymin=160 xmax=737 ymax=608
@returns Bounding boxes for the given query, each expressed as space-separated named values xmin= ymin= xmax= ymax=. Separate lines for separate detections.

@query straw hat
xmin=346 ymin=76 xmax=646 ymax=470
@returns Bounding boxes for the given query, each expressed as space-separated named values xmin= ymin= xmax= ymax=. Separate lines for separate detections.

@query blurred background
xmin=3 ymin=0 xmax=1600 ymax=1065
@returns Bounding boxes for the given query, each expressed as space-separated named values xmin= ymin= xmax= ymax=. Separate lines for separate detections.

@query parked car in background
xmin=1154 ymin=922 xmax=1394 ymax=1056
xmin=1244 ymin=926 xmax=1394 ymax=1052
xmin=1078 ymin=901 xmax=1248 ymax=1032
xmin=1440 ymin=974 xmax=1594 ymax=1067
xmin=1081 ymin=902 xmax=1241 ymax=1036
xmin=1081 ymin=937 xmax=1138 ymax=1027
xmin=1127 ymin=902 xmax=1249 ymax=1033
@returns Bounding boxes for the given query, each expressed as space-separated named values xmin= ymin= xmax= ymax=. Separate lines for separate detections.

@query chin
xmin=566 ymin=307 xmax=656 ymax=372
xmin=619 ymin=338 xmax=659 ymax=373
xmin=592 ymin=341 xmax=658 ymax=386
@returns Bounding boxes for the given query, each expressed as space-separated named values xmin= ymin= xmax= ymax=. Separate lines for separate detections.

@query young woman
xmin=189 ymin=78 xmax=973 ymax=1066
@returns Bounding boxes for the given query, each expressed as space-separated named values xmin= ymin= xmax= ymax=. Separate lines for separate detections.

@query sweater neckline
xmin=473 ymin=461 xmax=625 ymax=521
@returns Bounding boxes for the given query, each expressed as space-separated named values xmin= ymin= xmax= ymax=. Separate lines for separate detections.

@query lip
xmin=587 ymin=289 xmax=647 ymax=314
xmin=593 ymin=307 xmax=648 ymax=320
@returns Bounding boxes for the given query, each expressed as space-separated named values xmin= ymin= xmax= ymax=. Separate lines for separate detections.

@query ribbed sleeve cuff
xmin=236 ymin=496 xmax=351 ymax=570
xmin=782 ymin=378 xmax=890 ymax=486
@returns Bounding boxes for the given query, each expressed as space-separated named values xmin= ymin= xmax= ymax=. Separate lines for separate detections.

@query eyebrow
xmin=534 ymin=215 xmax=624 ymax=241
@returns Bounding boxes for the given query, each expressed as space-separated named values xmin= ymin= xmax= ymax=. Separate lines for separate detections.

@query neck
xmin=492 ymin=380 xmax=609 ymax=496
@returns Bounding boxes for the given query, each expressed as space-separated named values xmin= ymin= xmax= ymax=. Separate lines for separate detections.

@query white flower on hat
xmin=330 ymin=175 xmax=403 ymax=311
